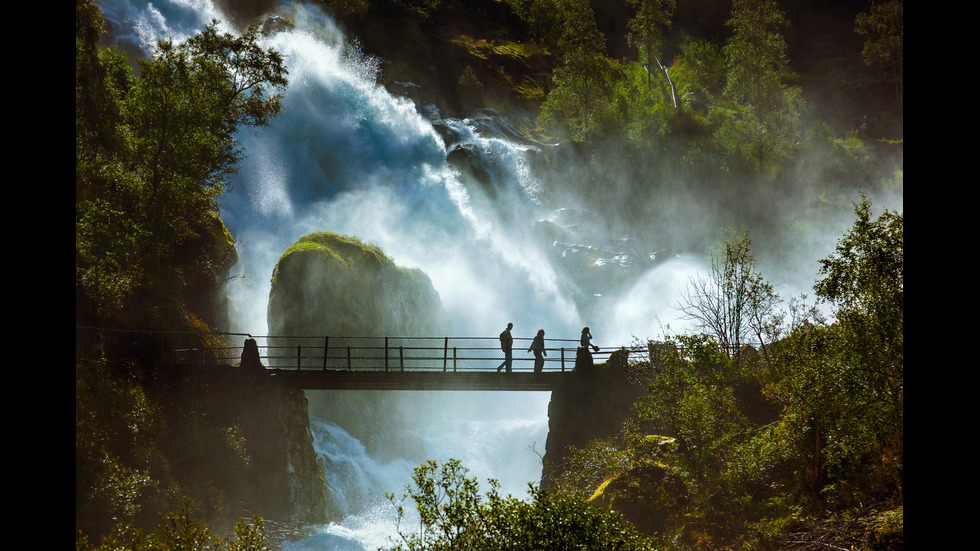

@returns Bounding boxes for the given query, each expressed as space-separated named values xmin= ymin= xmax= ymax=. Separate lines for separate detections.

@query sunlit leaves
xmin=386 ymin=459 xmax=657 ymax=550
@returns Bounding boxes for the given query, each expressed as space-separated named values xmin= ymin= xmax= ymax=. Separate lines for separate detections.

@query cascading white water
xmin=97 ymin=0 xmax=700 ymax=345
xmin=291 ymin=402 xmax=550 ymax=550
xmin=96 ymin=1 xmax=702 ymax=548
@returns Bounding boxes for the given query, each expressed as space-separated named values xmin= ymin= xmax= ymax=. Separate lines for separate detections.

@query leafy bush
xmin=385 ymin=458 xmax=659 ymax=551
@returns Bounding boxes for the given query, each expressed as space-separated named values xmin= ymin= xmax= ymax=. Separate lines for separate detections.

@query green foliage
xmin=814 ymin=196 xmax=903 ymax=325
xmin=75 ymin=351 xmax=290 ymax=543
xmin=722 ymin=0 xmax=791 ymax=108
xmin=672 ymin=40 xmax=725 ymax=114
xmin=626 ymin=0 xmax=675 ymax=96
xmin=76 ymin=360 xmax=165 ymax=535
xmin=635 ymin=336 xmax=751 ymax=481
xmin=75 ymin=0 xmax=287 ymax=328
xmin=77 ymin=500 xmax=272 ymax=551
xmin=546 ymin=198 xmax=902 ymax=548
xmin=539 ymin=0 xmax=619 ymax=143
xmin=718 ymin=0 xmax=803 ymax=175
xmin=855 ymin=0 xmax=903 ymax=105
xmin=551 ymin=334 xmax=767 ymax=545
xmin=767 ymin=196 xmax=903 ymax=506
xmin=386 ymin=459 xmax=658 ymax=551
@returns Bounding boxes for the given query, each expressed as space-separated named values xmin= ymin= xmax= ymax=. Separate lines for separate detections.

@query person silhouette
xmin=496 ymin=322 xmax=514 ymax=373
xmin=577 ymin=327 xmax=599 ymax=370
xmin=528 ymin=329 xmax=547 ymax=373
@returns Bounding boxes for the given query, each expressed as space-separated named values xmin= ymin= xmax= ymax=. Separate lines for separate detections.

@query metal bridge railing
xmin=76 ymin=327 xmax=624 ymax=374
xmin=254 ymin=335 xmax=611 ymax=373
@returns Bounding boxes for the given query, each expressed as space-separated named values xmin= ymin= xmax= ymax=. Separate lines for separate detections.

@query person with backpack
xmin=496 ymin=322 xmax=514 ymax=372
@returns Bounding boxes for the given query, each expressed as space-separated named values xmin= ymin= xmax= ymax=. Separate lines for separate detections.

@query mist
xmin=100 ymin=0 xmax=902 ymax=353
xmin=209 ymin=3 xmax=633 ymax=345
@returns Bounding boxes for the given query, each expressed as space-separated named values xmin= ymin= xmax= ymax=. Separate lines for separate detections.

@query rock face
xmin=542 ymin=359 xmax=645 ymax=489
xmin=266 ymin=232 xmax=454 ymax=477
xmin=278 ymin=385 xmax=328 ymax=524
xmin=268 ymin=232 xmax=451 ymax=337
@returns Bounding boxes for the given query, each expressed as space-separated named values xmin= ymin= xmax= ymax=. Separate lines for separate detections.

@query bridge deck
xmin=270 ymin=369 xmax=567 ymax=391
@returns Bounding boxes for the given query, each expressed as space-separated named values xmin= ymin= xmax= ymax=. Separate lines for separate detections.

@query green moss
xmin=268 ymin=231 xmax=451 ymax=337
xmin=273 ymin=232 xmax=395 ymax=284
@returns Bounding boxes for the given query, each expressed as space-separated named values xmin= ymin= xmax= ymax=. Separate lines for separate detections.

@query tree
xmin=626 ymin=0 xmax=676 ymax=104
xmin=672 ymin=39 xmax=725 ymax=113
xmin=855 ymin=0 xmax=903 ymax=108
xmin=554 ymin=334 xmax=772 ymax=544
xmin=127 ymin=20 xmax=287 ymax=246
xmin=675 ymin=232 xmax=781 ymax=357
xmin=76 ymin=2 xmax=288 ymax=327
xmin=718 ymin=0 xmax=803 ymax=175
xmin=543 ymin=200 xmax=902 ymax=545
xmin=767 ymin=196 xmax=903 ymax=504
xmin=540 ymin=0 xmax=616 ymax=142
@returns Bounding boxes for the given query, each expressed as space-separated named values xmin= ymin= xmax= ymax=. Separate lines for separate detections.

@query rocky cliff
xmin=542 ymin=353 xmax=645 ymax=489
xmin=236 ymin=342 xmax=329 ymax=526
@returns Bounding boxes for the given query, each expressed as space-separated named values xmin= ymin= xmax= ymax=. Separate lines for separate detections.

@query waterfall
xmin=210 ymin=4 xmax=581 ymax=340
xmin=95 ymin=1 xmax=700 ymax=547
xmin=96 ymin=0 xmax=701 ymax=345
xmin=292 ymin=405 xmax=549 ymax=550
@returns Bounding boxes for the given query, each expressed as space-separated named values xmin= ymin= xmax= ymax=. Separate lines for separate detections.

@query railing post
xmin=561 ymin=347 xmax=565 ymax=372
xmin=347 ymin=345 xmax=352 ymax=371
xmin=399 ymin=346 xmax=405 ymax=371
xmin=443 ymin=337 xmax=448 ymax=372
xmin=322 ymin=336 xmax=329 ymax=370
xmin=385 ymin=337 xmax=390 ymax=372
xmin=453 ymin=347 xmax=458 ymax=372
xmin=297 ymin=345 xmax=302 ymax=370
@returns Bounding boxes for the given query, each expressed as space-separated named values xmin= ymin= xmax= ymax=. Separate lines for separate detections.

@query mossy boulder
xmin=268 ymin=232 xmax=451 ymax=337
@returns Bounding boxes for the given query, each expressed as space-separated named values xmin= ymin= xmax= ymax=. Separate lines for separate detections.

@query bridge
xmin=78 ymin=328 xmax=633 ymax=392
xmin=244 ymin=335 xmax=626 ymax=391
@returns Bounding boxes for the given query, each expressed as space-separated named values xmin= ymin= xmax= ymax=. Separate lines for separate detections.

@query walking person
xmin=528 ymin=329 xmax=547 ymax=373
xmin=496 ymin=322 xmax=514 ymax=373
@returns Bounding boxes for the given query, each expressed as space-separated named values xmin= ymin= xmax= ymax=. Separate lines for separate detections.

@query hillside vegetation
xmin=298 ymin=0 xmax=902 ymax=256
